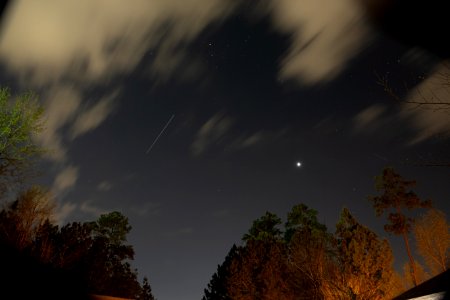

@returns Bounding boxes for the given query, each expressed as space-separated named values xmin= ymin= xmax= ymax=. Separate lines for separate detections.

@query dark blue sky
xmin=1 ymin=1 xmax=449 ymax=299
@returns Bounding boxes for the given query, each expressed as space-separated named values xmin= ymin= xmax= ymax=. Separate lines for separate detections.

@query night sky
xmin=0 ymin=1 xmax=449 ymax=299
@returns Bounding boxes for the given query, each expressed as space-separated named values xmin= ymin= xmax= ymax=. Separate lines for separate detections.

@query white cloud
xmin=353 ymin=104 xmax=386 ymax=132
xmin=33 ymin=85 xmax=81 ymax=162
xmin=0 ymin=0 xmax=237 ymax=85
xmin=0 ymin=0 xmax=375 ymax=88
xmin=52 ymin=165 xmax=79 ymax=195
xmin=401 ymin=62 xmax=450 ymax=144
xmin=0 ymin=0 xmax=238 ymax=168
xmin=97 ymin=180 xmax=113 ymax=192
xmin=266 ymin=0 xmax=371 ymax=85
xmin=71 ymin=89 xmax=118 ymax=139
xmin=191 ymin=113 xmax=233 ymax=155
xmin=239 ymin=132 xmax=265 ymax=148
xmin=54 ymin=201 xmax=77 ymax=225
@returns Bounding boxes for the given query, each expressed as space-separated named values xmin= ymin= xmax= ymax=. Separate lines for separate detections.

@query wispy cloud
xmin=191 ymin=113 xmax=233 ymax=156
xmin=71 ymin=89 xmax=118 ymax=139
xmin=0 ymin=0 xmax=237 ymax=85
xmin=33 ymin=85 xmax=81 ymax=162
xmin=97 ymin=180 xmax=113 ymax=192
xmin=401 ymin=62 xmax=450 ymax=144
xmin=232 ymin=132 xmax=265 ymax=149
xmin=52 ymin=165 xmax=79 ymax=196
xmin=266 ymin=0 xmax=371 ymax=85
xmin=54 ymin=201 xmax=77 ymax=225
xmin=0 ymin=1 xmax=240 ymax=197
xmin=353 ymin=104 xmax=386 ymax=133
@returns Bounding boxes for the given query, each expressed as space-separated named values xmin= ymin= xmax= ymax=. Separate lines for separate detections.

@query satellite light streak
xmin=145 ymin=114 xmax=175 ymax=154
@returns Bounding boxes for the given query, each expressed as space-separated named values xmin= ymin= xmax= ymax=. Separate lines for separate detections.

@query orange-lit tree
xmin=226 ymin=211 xmax=294 ymax=299
xmin=413 ymin=209 xmax=450 ymax=275
xmin=335 ymin=208 xmax=400 ymax=299
xmin=284 ymin=204 xmax=334 ymax=299
xmin=369 ymin=167 xmax=431 ymax=286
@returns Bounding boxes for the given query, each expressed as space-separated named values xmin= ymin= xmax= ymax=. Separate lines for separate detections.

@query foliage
xmin=211 ymin=205 xmax=335 ymax=299
xmin=0 ymin=205 xmax=154 ymax=299
xmin=334 ymin=208 xmax=398 ymax=299
xmin=203 ymin=201 xmax=421 ymax=299
xmin=413 ymin=209 xmax=450 ymax=275
xmin=369 ymin=167 xmax=431 ymax=235
xmin=0 ymin=86 xmax=153 ymax=299
xmin=0 ymin=185 xmax=55 ymax=250
xmin=227 ymin=240 xmax=293 ymax=300
xmin=242 ymin=211 xmax=282 ymax=242
xmin=285 ymin=203 xmax=328 ymax=243
xmin=285 ymin=204 xmax=333 ymax=299
xmin=0 ymin=87 xmax=45 ymax=196
xmin=138 ymin=276 xmax=155 ymax=300
xmin=402 ymin=261 xmax=429 ymax=289
xmin=202 ymin=244 xmax=239 ymax=300
xmin=369 ymin=167 xmax=431 ymax=286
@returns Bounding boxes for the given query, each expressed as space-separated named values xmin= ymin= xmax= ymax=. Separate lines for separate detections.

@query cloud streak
xmin=401 ymin=62 xmax=450 ymax=144
xmin=191 ymin=113 xmax=233 ymax=156
xmin=0 ymin=0 xmax=238 ymax=85
xmin=353 ymin=104 xmax=386 ymax=133
xmin=52 ymin=165 xmax=79 ymax=195
xmin=266 ymin=0 xmax=371 ymax=85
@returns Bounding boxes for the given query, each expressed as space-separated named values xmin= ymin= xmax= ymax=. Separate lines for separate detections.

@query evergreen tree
xmin=369 ymin=167 xmax=431 ymax=286
xmin=285 ymin=204 xmax=333 ymax=299
xmin=242 ymin=211 xmax=282 ymax=242
xmin=335 ymin=208 xmax=398 ymax=299
xmin=202 ymin=244 xmax=240 ymax=300
xmin=138 ymin=276 xmax=155 ymax=300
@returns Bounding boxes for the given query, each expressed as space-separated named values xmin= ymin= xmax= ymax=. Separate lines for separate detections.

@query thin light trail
xmin=145 ymin=114 xmax=175 ymax=154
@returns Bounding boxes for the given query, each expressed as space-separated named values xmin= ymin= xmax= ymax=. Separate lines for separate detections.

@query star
xmin=296 ymin=162 xmax=302 ymax=167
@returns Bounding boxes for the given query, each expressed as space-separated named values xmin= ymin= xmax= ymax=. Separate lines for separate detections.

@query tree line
xmin=202 ymin=168 xmax=450 ymax=300
xmin=0 ymin=87 xmax=155 ymax=299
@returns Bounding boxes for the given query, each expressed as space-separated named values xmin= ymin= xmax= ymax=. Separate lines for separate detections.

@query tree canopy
xmin=369 ymin=167 xmax=432 ymax=286
xmin=0 ymin=87 xmax=45 ymax=196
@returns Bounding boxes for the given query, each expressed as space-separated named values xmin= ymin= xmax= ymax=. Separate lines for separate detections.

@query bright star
xmin=296 ymin=162 xmax=302 ymax=167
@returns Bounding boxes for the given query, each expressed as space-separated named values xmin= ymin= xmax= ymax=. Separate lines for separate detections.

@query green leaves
xmin=0 ymin=87 xmax=44 ymax=160
xmin=93 ymin=211 xmax=132 ymax=246
xmin=0 ymin=87 xmax=45 ymax=195
xmin=285 ymin=203 xmax=328 ymax=243
xmin=242 ymin=211 xmax=282 ymax=242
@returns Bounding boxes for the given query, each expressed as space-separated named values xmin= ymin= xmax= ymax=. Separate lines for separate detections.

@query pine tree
xmin=335 ymin=208 xmax=398 ymax=299
xmin=202 ymin=245 xmax=240 ymax=300
xmin=369 ymin=167 xmax=431 ymax=286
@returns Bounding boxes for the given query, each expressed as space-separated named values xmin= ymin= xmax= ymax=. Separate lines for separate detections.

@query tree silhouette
xmin=138 ymin=276 xmax=155 ymax=300
xmin=242 ymin=211 xmax=282 ymax=242
xmin=202 ymin=244 xmax=240 ymax=300
xmin=369 ymin=167 xmax=431 ymax=286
